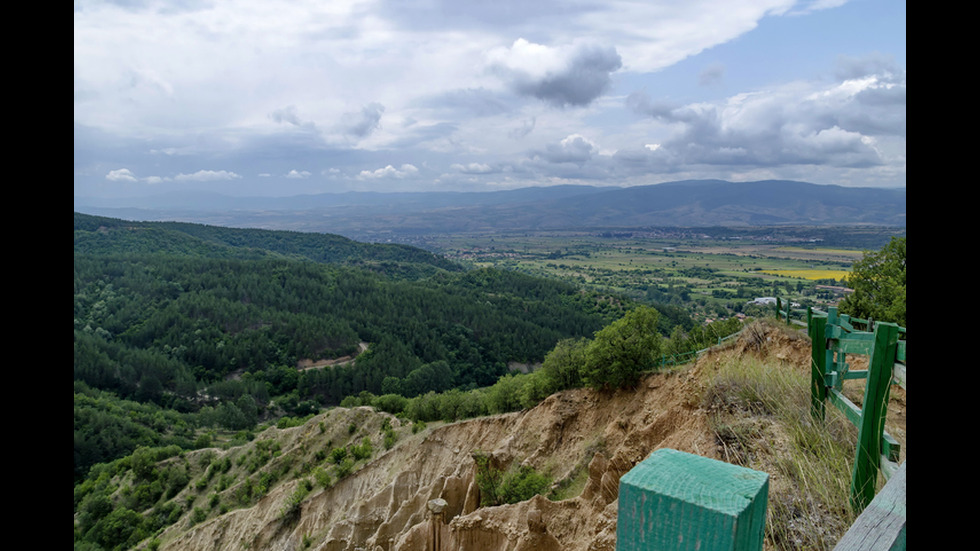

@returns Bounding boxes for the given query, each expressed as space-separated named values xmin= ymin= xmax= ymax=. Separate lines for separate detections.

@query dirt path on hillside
xmin=297 ymin=342 xmax=369 ymax=371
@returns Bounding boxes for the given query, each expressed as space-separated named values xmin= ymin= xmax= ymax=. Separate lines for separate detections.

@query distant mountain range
xmin=74 ymin=179 xmax=906 ymax=237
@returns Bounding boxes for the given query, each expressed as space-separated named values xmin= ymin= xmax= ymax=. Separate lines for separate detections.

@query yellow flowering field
xmin=762 ymin=269 xmax=851 ymax=281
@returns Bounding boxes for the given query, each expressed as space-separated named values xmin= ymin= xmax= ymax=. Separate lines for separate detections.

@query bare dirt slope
xmin=158 ymin=322 xmax=904 ymax=551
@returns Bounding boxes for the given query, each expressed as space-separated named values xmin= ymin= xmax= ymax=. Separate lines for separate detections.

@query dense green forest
xmin=74 ymin=214 xmax=636 ymax=480
xmin=74 ymin=212 xmax=462 ymax=271
xmin=72 ymin=214 xmax=758 ymax=550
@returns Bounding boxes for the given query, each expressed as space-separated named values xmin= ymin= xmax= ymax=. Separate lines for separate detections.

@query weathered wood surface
xmin=835 ymin=462 xmax=906 ymax=551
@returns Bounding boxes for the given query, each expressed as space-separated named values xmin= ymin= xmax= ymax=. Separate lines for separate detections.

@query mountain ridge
xmin=74 ymin=179 xmax=906 ymax=238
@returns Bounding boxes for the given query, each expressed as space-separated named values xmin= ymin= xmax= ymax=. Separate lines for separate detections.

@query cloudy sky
xmin=74 ymin=0 xmax=906 ymax=199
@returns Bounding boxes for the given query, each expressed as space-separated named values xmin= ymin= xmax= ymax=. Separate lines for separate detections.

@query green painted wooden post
xmin=809 ymin=313 xmax=827 ymax=420
xmin=616 ymin=449 xmax=769 ymax=551
xmin=850 ymin=322 xmax=899 ymax=512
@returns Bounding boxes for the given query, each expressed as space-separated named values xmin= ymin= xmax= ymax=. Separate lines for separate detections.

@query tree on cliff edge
xmin=583 ymin=306 xmax=662 ymax=390
xmin=840 ymin=236 xmax=906 ymax=327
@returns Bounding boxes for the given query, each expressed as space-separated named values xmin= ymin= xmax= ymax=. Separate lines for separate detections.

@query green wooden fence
xmin=613 ymin=304 xmax=905 ymax=550
xmin=776 ymin=300 xmax=906 ymax=512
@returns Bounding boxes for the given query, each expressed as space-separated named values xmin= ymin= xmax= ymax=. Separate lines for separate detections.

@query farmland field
xmin=420 ymin=228 xmax=897 ymax=323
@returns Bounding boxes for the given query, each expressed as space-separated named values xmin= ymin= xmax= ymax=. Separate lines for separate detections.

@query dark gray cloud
xmin=271 ymin=105 xmax=303 ymax=126
xmin=532 ymin=135 xmax=595 ymax=165
xmin=493 ymin=43 xmax=622 ymax=108
xmin=626 ymin=93 xmax=684 ymax=120
xmin=826 ymin=54 xmax=906 ymax=137
xmin=270 ymin=106 xmax=322 ymax=136
xmin=626 ymin=72 xmax=896 ymax=170
xmin=834 ymin=89 xmax=906 ymax=137
xmin=834 ymin=53 xmax=900 ymax=81
xmin=699 ymin=63 xmax=725 ymax=86
xmin=343 ymin=103 xmax=385 ymax=137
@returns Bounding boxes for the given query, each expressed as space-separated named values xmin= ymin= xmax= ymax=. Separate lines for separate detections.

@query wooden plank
xmin=835 ymin=462 xmax=906 ymax=551
xmin=828 ymin=396 xmax=900 ymax=463
xmin=839 ymin=337 xmax=874 ymax=356
xmin=829 ymin=388 xmax=863 ymax=426
xmin=892 ymin=363 xmax=906 ymax=390
xmin=879 ymin=457 xmax=899 ymax=480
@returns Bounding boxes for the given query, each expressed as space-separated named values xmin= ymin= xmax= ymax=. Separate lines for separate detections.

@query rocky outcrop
xmin=160 ymin=358 xmax=718 ymax=551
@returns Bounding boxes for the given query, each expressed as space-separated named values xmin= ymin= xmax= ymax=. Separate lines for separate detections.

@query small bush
xmin=256 ymin=471 xmax=277 ymax=496
xmin=334 ymin=458 xmax=354 ymax=479
xmin=190 ymin=506 xmax=206 ymax=526
xmin=351 ymin=437 xmax=373 ymax=461
xmin=313 ymin=467 xmax=332 ymax=488
xmin=473 ymin=452 xmax=551 ymax=506
xmin=194 ymin=433 xmax=213 ymax=449
xmin=329 ymin=447 xmax=348 ymax=464
xmin=279 ymin=482 xmax=311 ymax=521
xmin=473 ymin=452 xmax=503 ymax=506
xmin=500 ymin=465 xmax=551 ymax=505
xmin=278 ymin=414 xmax=315 ymax=429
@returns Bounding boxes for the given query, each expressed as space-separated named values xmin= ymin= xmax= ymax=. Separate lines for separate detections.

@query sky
xmin=74 ymin=0 xmax=906 ymax=200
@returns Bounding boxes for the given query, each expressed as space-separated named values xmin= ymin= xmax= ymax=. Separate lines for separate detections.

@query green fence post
xmin=616 ymin=449 xmax=769 ymax=551
xmin=850 ymin=322 xmax=899 ymax=512
xmin=809 ymin=314 xmax=827 ymax=421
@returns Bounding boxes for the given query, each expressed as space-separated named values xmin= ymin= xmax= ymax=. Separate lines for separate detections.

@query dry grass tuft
xmin=700 ymin=354 xmax=858 ymax=551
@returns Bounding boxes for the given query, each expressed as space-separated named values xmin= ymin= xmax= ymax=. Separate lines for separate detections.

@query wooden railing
xmin=776 ymin=300 xmax=906 ymax=508
xmin=807 ymin=307 xmax=905 ymax=509
xmin=615 ymin=304 xmax=906 ymax=551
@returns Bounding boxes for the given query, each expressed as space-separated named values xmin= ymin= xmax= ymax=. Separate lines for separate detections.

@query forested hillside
xmin=73 ymin=212 xmax=461 ymax=272
xmin=74 ymin=214 xmax=627 ymax=480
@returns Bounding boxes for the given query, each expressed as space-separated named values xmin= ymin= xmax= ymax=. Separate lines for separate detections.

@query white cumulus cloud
xmin=106 ymin=168 xmax=138 ymax=182
xmin=358 ymin=164 xmax=419 ymax=179
xmin=174 ymin=170 xmax=241 ymax=182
